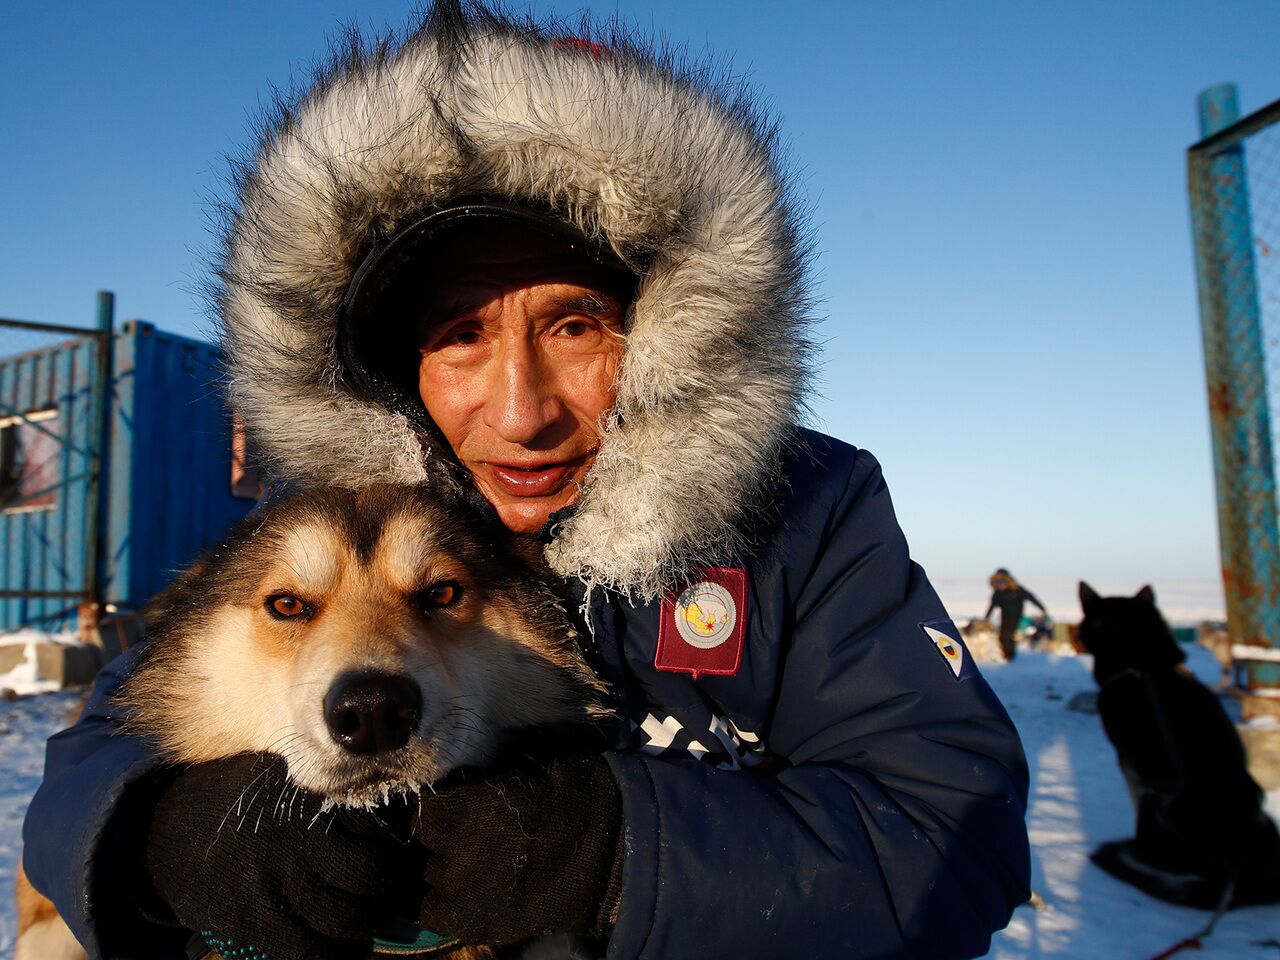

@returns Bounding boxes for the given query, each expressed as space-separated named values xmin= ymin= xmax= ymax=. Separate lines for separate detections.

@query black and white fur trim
xmin=217 ymin=1 xmax=814 ymax=600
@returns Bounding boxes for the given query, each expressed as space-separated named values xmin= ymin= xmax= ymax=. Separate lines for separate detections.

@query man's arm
xmin=605 ymin=450 xmax=1031 ymax=959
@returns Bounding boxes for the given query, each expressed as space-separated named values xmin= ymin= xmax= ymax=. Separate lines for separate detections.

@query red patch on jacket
xmin=655 ymin=568 xmax=748 ymax=680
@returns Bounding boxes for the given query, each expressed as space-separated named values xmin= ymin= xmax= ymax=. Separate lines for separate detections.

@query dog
xmin=17 ymin=484 xmax=608 ymax=960
xmin=1078 ymin=581 xmax=1280 ymax=910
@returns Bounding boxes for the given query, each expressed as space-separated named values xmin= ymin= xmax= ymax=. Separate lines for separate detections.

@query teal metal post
xmin=1188 ymin=84 xmax=1280 ymax=669
xmin=83 ymin=290 xmax=114 ymax=611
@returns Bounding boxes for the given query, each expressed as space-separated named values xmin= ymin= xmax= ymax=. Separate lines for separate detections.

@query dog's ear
xmin=1135 ymin=585 xmax=1156 ymax=606
xmin=1079 ymin=581 xmax=1100 ymax=610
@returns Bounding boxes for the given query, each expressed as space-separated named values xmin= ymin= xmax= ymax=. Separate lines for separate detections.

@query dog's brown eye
xmin=266 ymin=594 xmax=310 ymax=620
xmin=416 ymin=581 xmax=462 ymax=611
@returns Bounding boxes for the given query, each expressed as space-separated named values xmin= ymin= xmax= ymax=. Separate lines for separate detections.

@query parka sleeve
xmin=603 ymin=449 xmax=1031 ymax=960
xmin=21 ymin=648 xmax=182 ymax=959
xmin=1022 ymin=588 xmax=1047 ymax=614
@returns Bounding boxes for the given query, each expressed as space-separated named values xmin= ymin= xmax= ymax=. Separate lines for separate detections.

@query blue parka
xmin=25 ymin=431 xmax=1030 ymax=959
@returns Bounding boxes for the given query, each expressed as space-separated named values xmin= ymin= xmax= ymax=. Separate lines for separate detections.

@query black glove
xmin=143 ymin=753 xmax=421 ymax=960
xmin=412 ymin=754 xmax=625 ymax=947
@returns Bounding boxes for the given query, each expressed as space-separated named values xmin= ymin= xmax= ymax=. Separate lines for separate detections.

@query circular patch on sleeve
xmin=675 ymin=581 xmax=737 ymax=649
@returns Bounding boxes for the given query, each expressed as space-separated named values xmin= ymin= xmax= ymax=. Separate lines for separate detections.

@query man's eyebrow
xmin=418 ymin=291 xmax=624 ymax=336
xmin=419 ymin=302 xmax=480 ymax=330
xmin=557 ymin=293 xmax=622 ymax=314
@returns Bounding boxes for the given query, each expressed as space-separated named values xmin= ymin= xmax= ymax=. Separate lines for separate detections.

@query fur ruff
xmin=217 ymin=0 xmax=814 ymax=599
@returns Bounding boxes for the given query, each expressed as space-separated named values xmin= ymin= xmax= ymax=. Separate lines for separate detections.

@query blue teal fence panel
xmin=1188 ymin=85 xmax=1280 ymax=666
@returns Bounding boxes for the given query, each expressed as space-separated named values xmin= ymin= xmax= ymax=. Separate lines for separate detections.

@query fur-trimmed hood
xmin=218 ymin=1 xmax=814 ymax=600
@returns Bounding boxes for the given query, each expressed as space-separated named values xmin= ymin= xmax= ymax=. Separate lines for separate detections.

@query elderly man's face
xmin=417 ymin=232 xmax=628 ymax=533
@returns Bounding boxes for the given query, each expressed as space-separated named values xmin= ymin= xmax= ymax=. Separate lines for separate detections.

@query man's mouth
xmin=483 ymin=457 xmax=586 ymax=497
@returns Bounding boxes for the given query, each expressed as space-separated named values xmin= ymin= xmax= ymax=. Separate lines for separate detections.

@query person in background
xmin=985 ymin=568 xmax=1048 ymax=660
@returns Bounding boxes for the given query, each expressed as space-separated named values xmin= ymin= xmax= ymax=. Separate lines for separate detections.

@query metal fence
xmin=1188 ymin=85 xmax=1280 ymax=675
xmin=0 ymin=293 xmax=112 ymax=627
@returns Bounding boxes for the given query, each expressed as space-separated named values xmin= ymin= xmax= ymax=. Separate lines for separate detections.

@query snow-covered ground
xmin=983 ymin=646 xmax=1280 ymax=959
xmin=0 ymin=629 xmax=81 ymax=697
xmin=1 ymin=645 xmax=1277 ymax=958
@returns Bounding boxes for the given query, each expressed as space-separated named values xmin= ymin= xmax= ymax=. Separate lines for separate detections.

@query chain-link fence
xmin=0 ymin=296 xmax=112 ymax=628
xmin=1188 ymin=86 xmax=1280 ymax=667
xmin=1249 ymin=120 xmax=1280 ymax=512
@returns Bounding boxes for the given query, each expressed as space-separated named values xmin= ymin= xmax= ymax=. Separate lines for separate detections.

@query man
xmin=23 ymin=4 xmax=1031 ymax=959
xmin=984 ymin=568 xmax=1049 ymax=660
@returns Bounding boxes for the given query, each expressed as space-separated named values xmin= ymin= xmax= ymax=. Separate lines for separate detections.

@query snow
xmin=982 ymin=645 xmax=1280 ymax=959
xmin=0 ymin=644 xmax=1278 ymax=958
xmin=0 ymin=629 xmax=80 ymax=697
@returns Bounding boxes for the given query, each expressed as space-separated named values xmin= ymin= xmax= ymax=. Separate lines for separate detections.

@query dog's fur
xmin=120 ymin=484 xmax=606 ymax=802
xmin=14 ymin=864 xmax=83 ymax=960
xmin=1078 ymin=581 xmax=1280 ymax=909
xmin=18 ymin=484 xmax=608 ymax=960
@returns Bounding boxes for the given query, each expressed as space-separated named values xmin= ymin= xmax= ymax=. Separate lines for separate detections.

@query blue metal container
xmin=106 ymin=320 xmax=254 ymax=612
xmin=0 ymin=320 xmax=254 ymax=629
xmin=0 ymin=334 xmax=99 ymax=626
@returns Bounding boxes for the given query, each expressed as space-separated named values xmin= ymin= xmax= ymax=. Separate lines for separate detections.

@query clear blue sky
xmin=3 ymin=1 xmax=1279 ymax=587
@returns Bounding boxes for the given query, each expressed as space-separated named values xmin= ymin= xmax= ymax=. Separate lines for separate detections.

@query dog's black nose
xmin=324 ymin=671 xmax=422 ymax=755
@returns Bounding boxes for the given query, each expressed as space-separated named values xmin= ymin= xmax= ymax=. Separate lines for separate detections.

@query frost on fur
xmin=216 ymin=0 xmax=815 ymax=600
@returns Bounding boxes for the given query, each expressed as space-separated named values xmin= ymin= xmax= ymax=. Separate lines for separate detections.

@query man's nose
xmin=482 ymin=339 xmax=563 ymax=444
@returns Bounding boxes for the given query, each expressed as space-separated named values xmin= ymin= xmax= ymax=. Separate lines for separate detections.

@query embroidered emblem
xmin=675 ymin=580 xmax=735 ymax=648
xmin=656 ymin=567 xmax=748 ymax=678
xmin=921 ymin=619 xmax=969 ymax=680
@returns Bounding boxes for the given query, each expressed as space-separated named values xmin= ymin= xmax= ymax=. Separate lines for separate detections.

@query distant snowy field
xmin=2 ymin=642 xmax=1278 ymax=958
xmin=934 ymin=577 xmax=1227 ymax=626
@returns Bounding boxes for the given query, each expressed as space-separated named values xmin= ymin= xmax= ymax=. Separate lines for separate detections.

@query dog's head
xmin=121 ymin=484 xmax=607 ymax=805
xmin=1078 ymin=581 xmax=1185 ymax=685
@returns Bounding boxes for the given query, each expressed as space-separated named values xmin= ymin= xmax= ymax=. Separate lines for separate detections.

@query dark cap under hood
xmin=217 ymin=0 xmax=815 ymax=600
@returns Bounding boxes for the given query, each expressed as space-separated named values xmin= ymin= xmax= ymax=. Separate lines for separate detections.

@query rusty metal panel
xmin=1189 ymin=85 xmax=1280 ymax=660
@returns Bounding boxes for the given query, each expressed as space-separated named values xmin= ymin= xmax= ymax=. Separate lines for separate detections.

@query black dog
xmin=1078 ymin=581 xmax=1280 ymax=909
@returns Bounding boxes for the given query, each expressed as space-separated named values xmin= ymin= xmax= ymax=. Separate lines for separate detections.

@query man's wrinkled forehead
xmin=418 ymin=224 xmax=634 ymax=313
